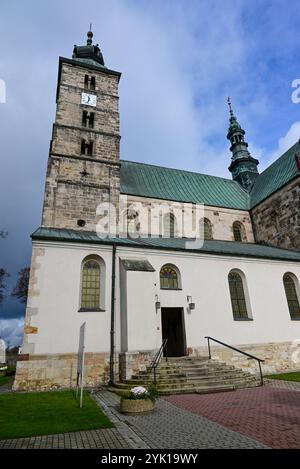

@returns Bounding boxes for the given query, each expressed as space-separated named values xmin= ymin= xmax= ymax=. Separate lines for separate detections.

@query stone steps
xmin=112 ymin=356 xmax=261 ymax=396
xmin=127 ymin=372 xmax=257 ymax=384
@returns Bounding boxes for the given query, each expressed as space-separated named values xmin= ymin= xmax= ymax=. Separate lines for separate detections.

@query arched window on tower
xmin=80 ymin=256 xmax=105 ymax=311
xmin=228 ymin=270 xmax=251 ymax=320
xmin=160 ymin=264 xmax=181 ymax=290
xmin=233 ymin=221 xmax=246 ymax=242
xmin=283 ymin=273 xmax=300 ymax=320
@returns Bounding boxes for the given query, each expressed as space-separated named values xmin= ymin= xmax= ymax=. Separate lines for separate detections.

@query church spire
xmin=227 ymin=98 xmax=259 ymax=192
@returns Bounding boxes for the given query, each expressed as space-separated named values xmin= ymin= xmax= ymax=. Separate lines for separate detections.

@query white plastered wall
xmin=24 ymin=240 xmax=300 ymax=357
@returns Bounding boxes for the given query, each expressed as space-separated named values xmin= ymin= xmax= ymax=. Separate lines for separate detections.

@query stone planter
xmin=120 ymin=398 xmax=155 ymax=415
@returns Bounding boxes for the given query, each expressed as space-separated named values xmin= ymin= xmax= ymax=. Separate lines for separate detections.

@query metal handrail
xmin=205 ymin=336 xmax=265 ymax=386
xmin=150 ymin=339 xmax=168 ymax=385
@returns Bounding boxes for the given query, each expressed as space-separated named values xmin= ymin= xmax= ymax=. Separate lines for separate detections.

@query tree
xmin=0 ymin=230 xmax=9 ymax=305
xmin=12 ymin=267 xmax=30 ymax=304
xmin=0 ymin=268 xmax=9 ymax=305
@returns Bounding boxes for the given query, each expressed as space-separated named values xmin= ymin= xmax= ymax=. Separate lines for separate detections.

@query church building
xmin=14 ymin=31 xmax=300 ymax=391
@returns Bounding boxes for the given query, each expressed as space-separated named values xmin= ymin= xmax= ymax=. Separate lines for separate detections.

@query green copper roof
xmin=119 ymin=140 xmax=300 ymax=211
xmin=120 ymin=160 xmax=249 ymax=210
xmin=72 ymin=57 xmax=107 ymax=69
xmin=250 ymin=141 xmax=300 ymax=208
xmin=32 ymin=227 xmax=300 ymax=262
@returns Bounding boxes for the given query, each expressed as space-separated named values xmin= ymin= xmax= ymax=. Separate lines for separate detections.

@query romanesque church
xmin=14 ymin=31 xmax=300 ymax=391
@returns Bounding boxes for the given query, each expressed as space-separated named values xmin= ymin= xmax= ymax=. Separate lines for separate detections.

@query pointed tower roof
xmin=72 ymin=27 xmax=105 ymax=68
xmin=227 ymin=98 xmax=259 ymax=192
xmin=227 ymin=97 xmax=244 ymax=139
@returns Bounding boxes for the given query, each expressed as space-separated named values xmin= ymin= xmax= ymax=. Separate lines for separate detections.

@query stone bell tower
xmin=42 ymin=29 xmax=121 ymax=232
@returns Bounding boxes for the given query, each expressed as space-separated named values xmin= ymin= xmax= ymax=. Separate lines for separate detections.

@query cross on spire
xmin=227 ymin=96 xmax=234 ymax=118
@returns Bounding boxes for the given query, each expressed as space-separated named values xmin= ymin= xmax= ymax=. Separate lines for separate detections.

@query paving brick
xmin=96 ymin=390 xmax=266 ymax=449
xmin=164 ymin=382 xmax=300 ymax=448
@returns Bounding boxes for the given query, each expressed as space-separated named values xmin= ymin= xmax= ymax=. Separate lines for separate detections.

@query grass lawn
xmin=0 ymin=375 xmax=13 ymax=387
xmin=0 ymin=390 xmax=113 ymax=440
xmin=267 ymin=372 xmax=300 ymax=382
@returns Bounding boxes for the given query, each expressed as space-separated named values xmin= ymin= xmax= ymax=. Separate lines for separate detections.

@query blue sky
xmin=1 ymin=0 xmax=300 ymax=345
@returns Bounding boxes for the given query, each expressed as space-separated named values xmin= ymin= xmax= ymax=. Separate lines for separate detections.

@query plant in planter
xmin=120 ymin=385 xmax=158 ymax=414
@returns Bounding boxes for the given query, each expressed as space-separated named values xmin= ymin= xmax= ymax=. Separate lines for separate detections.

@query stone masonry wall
xmin=251 ymin=178 xmax=300 ymax=251
xmin=191 ymin=341 xmax=300 ymax=375
xmin=121 ymin=194 xmax=254 ymax=242
xmin=13 ymin=352 xmax=115 ymax=391
xmin=14 ymin=341 xmax=300 ymax=390
xmin=42 ymin=156 xmax=120 ymax=231
xmin=119 ymin=351 xmax=155 ymax=381
xmin=117 ymin=341 xmax=300 ymax=382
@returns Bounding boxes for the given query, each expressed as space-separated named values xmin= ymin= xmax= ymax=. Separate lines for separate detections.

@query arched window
xmin=127 ymin=209 xmax=140 ymax=237
xmin=163 ymin=213 xmax=176 ymax=238
xmin=160 ymin=264 xmax=180 ymax=290
xmin=80 ymin=256 xmax=105 ymax=311
xmin=199 ymin=218 xmax=213 ymax=240
xmin=228 ymin=270 xmax=250 ymax=320
xmin=233 ymin=221 xmax=245 ymax=242
xmin=283 ymin=273 xmax=300 ymax=319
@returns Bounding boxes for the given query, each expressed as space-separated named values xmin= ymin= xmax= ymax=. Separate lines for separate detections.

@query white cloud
xmin=274 ymin=121 xmax=300 ymax=157
xmin=261 ymin=121 xmax=300 ymax=171
xmin=0 ymin=319 xmax=24 ymax=347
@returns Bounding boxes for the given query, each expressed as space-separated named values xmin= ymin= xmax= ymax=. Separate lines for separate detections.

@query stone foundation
xmin=119 ymin=351 xmax=155 ymax=381
xmin=118 ymin=341 xmax=300 ymax=381
xmin=13 ymin=352 xmax=115 ymax=391
xmin=14 ymin=341 xmax=300 ymax=390
xmin=191 ymin=341 xmax=300 ymax=375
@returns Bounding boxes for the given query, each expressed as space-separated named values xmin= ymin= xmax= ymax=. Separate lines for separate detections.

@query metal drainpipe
xmin=109 ymin=243 xmax=117 ymax=386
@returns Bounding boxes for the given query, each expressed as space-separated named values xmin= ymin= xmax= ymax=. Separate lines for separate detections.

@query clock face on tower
xmin=81 ymin=92 xmax=97 ymax=107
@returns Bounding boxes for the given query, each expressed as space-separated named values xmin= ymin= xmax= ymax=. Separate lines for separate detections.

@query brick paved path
xmin=0 ymin=428 xmax=128 ymax=449
xmin=96 ymin=391 xmax=266 ymax=449
xmin=164 ymin=384 xmax=300 ymax=449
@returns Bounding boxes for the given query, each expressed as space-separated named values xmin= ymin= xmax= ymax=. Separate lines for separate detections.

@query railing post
xmin=165 ymin=341 xmax=168 ymax=362
xmin=207 ymin=337 xmax=211 ymax=359
xmin=258 ymin=361 xmax=264 ymax=386
xmin=154 ymin=366 xmax=156 ymax=386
